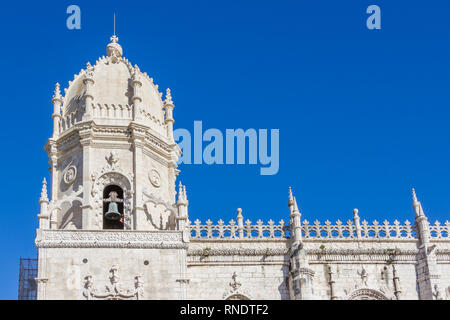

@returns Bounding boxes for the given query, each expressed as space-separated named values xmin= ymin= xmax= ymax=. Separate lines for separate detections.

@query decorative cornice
xmin=306 ymin=248 xmax=419 ymax=262
xmin=35 ymin=230 xmax=187 ymax=249
xmin=186 ymin=247 xmax=448 ymax=263
xmin=49 ymin=121 xmax=173 ymax=160
xmin=187 ymin=248 xmax=289 ymax=256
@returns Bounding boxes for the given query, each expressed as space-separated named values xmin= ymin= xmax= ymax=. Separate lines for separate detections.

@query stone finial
xmin=107 ymin=35 xmax=123 ymax=60
xmin=178 ymin=181 xmax=183 ymax=197
xmin=412 ymin=188 xmax=426 ymax=218
xmin=85 ymin=62 xmax=94 ymax=79
xmin=110 ymin=35 xmax=119 ymax=43
xmin=131 ymin=65 xmax=142 ymax=86
xmin=293 ymin=197 xmax=299 ymax=213
xmin=40 ymin=178 xmax=49 ymax=203
xmin=52 ymin=83 xmax=63 ymax=102
xmin=353 ymin=208 xmax=362 ymax=239
xmin=288 ymin=187 xmax=294 ymax=206
xmin=177 ymin=182 xmax=188 ymax=204
xmin=165 ymin=88 xmax=173 ymax=105
xmin=237 ymin=208 xmax=244 ymax=238
xmin=412 ymin=188 xmax=418 ymax=205
xmin=183 ymin=185 xmax=187 ymax=201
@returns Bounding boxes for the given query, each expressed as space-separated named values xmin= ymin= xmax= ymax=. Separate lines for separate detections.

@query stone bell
xmin=103 ymin=191 xmax=123 ymax=221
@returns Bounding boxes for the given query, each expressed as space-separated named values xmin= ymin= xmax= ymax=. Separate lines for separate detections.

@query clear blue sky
xmin=0 ymin=0 xmax=449 ymax=299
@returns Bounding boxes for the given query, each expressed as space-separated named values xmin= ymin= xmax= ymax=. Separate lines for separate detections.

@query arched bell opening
xmin=103 ymin=185 xmax=124 ymax=230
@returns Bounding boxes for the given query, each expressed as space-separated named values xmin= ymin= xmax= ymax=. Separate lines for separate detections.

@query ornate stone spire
xmin=52 ymin=83 xmax=63 ymax=103
xmin=165 ymin=88 xmax=173 ymax=106
xmin=288 ymin=187 xmax=294 ymax=207
xmin=39 ymin=178 xmax=49 ymax=203
xmin=289 ymin=189 xmax=302 ymax=243
xmin=412 ymin=188 xmax=425 ymax=218
xmin=51 ymin=83 xmax=63 ymax=138
xmin=164 ymin=88 xmax=175 ymax=141
xmin=177 ymin=182 xmax=187 ymax=204
xmin=293 ymin=196 xmax=299 ymax=213
xmin=183 ymin=185 xmax=188 ymax=203
xmin=85 ymin=62 xmax=94 ymax=78
xmin=176 ymin=182 xmax=189 ymax=230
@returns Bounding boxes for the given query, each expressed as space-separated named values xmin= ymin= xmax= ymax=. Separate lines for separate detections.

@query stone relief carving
xmin=223 ymin=272 xmax=252 ymax=300
xmin=83 ymin=265 xmax=143 ymax=300
xmin=339 ymin=266 xmax=395 ymax=300
xmin=105 ymin=151 xmax=119 ymax=169
xmin=357 ymin=267 xmax=369 ymax=287
xmin=63 ymin=165 xmax=77 ymax=185
xmin=149 ymin=169 xmax=161 ymax=188
xmin=143 ymin=190 xmax=176 ymax=230
xmin=35 ymin=229 xmax=186 ymax=249
xmin=433 ymin=284 xmax=443 ymax=300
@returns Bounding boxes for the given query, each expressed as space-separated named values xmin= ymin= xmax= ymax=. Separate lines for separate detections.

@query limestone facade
xmin=35 ymin=35 xmax=450 ymax=300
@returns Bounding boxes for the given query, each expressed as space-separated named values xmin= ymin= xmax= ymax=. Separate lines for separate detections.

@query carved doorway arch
xmin=225 ymin=293 xmax=251 ymax=300
xmin=347 ymin=288 xmax=389 ymax=300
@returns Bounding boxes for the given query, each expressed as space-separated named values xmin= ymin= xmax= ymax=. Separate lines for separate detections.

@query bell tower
xmin=35 ymin=35 xmax=190 ymax=300
xmin=40 ymin=35 xmax=185 ymax=231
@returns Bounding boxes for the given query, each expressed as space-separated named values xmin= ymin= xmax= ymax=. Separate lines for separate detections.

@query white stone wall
xmin=35 ymin=230 xmax=450 ymax=300
xmin=37 ymin=247 xmax=186 ymax=300
xmin=187 ymin=264 xmax=289 ymax=300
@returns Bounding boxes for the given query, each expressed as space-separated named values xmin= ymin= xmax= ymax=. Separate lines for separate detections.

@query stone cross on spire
xmin=110 ymin=35 xmax=119 ymax=43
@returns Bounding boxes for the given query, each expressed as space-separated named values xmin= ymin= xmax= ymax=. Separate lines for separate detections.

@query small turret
xmin=411 ymin=188 xmax=441 ymax=300
xmin=288 ymin=187 xmax=302 ymax=243
xmin=176 ymin=182 xmax=189 ymax=230
xmin=38 ymin=178 xmax=50 ymax=229
xmin=82 ymin=62 xmax=95 ymax=120
xmin=412 ymin=188 xmax=430 ymax=246
xmin=51 ymin=83 xmax=63 ymax=138
xmin=131 ymin=65 xmax=143 ymax=121
xmin=164 ymin=88 xmax=175 ymax=142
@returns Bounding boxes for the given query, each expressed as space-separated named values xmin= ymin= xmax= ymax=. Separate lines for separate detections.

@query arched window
xmin=103 ymin=185 xmax=124 ymax=230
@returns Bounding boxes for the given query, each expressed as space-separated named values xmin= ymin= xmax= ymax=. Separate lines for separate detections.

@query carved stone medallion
xmin=63 ymin=166 xmax=77 ymax=185
xmin=149 ymin=169 xmax=161 ymax=188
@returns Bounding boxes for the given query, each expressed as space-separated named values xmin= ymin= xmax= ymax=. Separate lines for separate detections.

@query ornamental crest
xmin=83 ymin=265 xmax=144 ymax=300
xmin=222 ymin=272 xmax=252 ymax=300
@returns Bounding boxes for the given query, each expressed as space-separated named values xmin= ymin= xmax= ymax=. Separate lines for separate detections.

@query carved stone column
xmin=80 ymin=133 xmax=93 ymax=229
xmin=288 ymin=242 xmax=315 ymax=300
xmin=131 ymin=125 xmax=146 ymax=230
